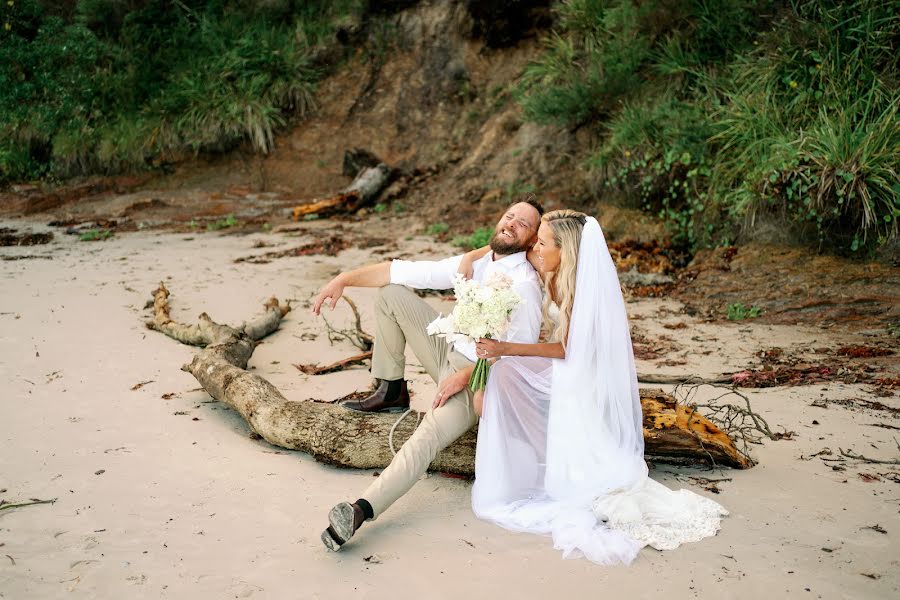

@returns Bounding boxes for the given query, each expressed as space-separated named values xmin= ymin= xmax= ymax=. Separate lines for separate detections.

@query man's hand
xmin=311 ymin=275 xmax=346 ymax=315
xmin=310 ymin=262 xmax=392 ymax=316
xmin=433 ymin=368 xmax=473 ymax=409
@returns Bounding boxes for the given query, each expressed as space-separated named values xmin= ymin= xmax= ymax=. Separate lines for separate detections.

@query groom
xmin=312 ymin=199 xmax=544 ymax=551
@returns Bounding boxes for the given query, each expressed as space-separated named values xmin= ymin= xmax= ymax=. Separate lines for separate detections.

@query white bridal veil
xmin=472 ymin=217 xmax=727 ymax=564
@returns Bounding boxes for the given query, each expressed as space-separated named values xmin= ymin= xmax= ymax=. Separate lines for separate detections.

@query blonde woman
xmin=459 ymin=210 xmax=727 ymax=565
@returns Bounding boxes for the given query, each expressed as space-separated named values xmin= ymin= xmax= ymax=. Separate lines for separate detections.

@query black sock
xmin=355 ymin=498 xmax=374 ymax=521
xmin=384 ymin=379 xmax=403 ymax=397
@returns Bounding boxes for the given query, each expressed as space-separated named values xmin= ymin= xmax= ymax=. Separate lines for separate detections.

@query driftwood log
xmin=147 ymin=284 xmax=754 ymax=472
xmin=292 ymin=163 xmax=391 ymax=220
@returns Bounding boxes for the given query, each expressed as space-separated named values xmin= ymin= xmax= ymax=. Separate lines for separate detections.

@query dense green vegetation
xmin=519 ymin=0 xmax=899 ymax=252
xmin=0 ymin=0 xmax=358 ymax=181
xmin=2 ymin=1 xmax=896 ymax=255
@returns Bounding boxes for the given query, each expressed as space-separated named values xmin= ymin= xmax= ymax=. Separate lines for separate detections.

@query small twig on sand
xmin=304 ymin=298 xmax=374 ymax=374
xmin=343 ymin=297 xmax=374 ymax=346
xmin=840 ymin=439 xmax=900 ymax=465
xmin=295 ymin=351 xmax=373 ymax=375
xmin=860 ymin=524 xmax=887 ymax=534
xmin=321 ymin=296 xmax=374 ymax=352
xmin=0 ymin=498 xmax=57 ymax=512
xmin=638 ymin=374 xmax=731 ymax=385
xmin=668 ymin=472 xmax=733 ymax=493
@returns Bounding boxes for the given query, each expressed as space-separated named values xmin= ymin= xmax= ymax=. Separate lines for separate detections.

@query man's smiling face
xmin=489 ymin=202 xmax=541 ymax=256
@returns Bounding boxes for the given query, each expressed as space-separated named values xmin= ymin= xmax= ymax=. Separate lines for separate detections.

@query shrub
xmin=715 ymin=1 xmax=900 ymax=251
xmin=79 ymin=229 xmax=114 ymax=241
xmin=520 ymin=0 xmax=899 ymax=253
xmin=727 ymin=303 xmax=762 ymax=320
xmin=452 ymin=227 xmax=494 ymax=250
xmin=0 ymin=0 xmax=361 ymax=181
xmin=206 ymin=214 xmax=237 ymax=231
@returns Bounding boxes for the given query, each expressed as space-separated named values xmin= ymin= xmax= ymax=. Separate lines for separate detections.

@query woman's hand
xmin=434 ymin=368 xmax=471 ymax=409
xmin=456 ymin=245 xmax=491 ymax=280
xmin=457 ymin=253 xmax=477 ymax=280
xmin=475 ymin=338 xmax=507 ymax=359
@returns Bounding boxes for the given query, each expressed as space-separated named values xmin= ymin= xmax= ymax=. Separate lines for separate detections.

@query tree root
xmin=670 ymin=379 xmax=788 ymax=466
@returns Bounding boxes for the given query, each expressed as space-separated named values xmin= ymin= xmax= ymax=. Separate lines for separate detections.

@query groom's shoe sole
xmin=328 ymin=502 xmax=357 ymax=544
xmin=321 ymin=526 xmax=344 ymax=552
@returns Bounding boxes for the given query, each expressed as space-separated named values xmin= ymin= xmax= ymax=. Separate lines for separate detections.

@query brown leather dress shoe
xmin=342 ymin=379 xmax=410 ymax=413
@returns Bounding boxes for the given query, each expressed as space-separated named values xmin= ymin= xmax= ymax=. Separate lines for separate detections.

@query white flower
xmin=426 ymin=313 xmax=453 ymax=336
xmin=428 ymin=273 xmax=522 ymax=344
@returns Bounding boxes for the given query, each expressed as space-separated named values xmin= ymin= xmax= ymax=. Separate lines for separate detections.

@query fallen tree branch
xmin=295 ymin=351 xmax=373 ymax=375
xmin=292 ymin=163 xmax=391 ymax=219
xmin=147 ymin=286 xmax=754 ymax=473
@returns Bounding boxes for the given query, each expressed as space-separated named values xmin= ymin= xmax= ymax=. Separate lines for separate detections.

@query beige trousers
xmin=363 ymin=284 xmax=477 ymax=518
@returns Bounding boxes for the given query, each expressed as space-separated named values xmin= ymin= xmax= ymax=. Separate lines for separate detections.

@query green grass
xmin=79 ymin=229 xmax=114 ymax=242
xmin=426 ymin=223 xmax=450 ymax=235
xmin=206 ymin=214 xmax=237 ymax=231
xmin=727 ymin=303 xmax=763 ymax=320
xmin=0 ymin=0 xmax=362 ymax=181
xmin=518 ymin=0 xmax=899 ymax=253
xmin=711 ymin=1 xmax=900 ymax=251
xmin=452 ymin=227 xmax=493 ymax=250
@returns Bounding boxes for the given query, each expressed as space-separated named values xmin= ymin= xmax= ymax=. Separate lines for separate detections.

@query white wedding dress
xmin=471 ymin=218 xmax=727 ymax=565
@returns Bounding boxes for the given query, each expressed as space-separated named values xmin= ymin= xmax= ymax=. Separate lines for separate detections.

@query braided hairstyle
xmin=541 ymin=209 xmax=588 ymax=346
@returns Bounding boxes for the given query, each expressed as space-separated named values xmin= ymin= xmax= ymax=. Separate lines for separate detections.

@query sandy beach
xmin=1 ymin=217 xmax=898 ymax=599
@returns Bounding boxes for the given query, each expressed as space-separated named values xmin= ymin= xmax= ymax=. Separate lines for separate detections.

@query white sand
xmin=1 ymin=220 xmax=897 ymax=599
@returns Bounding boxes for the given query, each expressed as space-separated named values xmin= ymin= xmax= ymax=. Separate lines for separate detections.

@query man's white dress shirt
xmin=390 ymin=251 xmax=543 ymax=362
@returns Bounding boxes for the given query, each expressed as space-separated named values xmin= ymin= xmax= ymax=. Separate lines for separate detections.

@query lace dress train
xmin=472 ymin=356 xmax=728 ymax=564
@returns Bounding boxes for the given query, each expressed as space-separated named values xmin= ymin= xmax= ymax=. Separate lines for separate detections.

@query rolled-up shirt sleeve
xmin=502 ymin=279 xmax=543 ymax=345
xmin=390 ymin=255 xmax=464 ymax=290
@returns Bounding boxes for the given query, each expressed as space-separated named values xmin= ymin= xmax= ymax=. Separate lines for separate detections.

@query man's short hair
xmin=513 ymin=193 xmax=544 ymax=220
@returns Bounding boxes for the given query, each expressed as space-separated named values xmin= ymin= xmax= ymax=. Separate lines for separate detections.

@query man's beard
xmin=489 ymin=231 xmax=530 ymax=255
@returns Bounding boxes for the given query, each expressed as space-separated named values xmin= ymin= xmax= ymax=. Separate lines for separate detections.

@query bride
xmin=460 ymin=209 xmax=727 ymax=565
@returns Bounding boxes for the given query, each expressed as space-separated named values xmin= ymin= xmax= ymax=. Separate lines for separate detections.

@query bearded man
xmin=312 ymin=199 xmax=544 ymax=550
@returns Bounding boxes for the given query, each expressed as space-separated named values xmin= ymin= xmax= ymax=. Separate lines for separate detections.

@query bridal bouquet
xmin=426 ymin=273 xmax=522 ymax=391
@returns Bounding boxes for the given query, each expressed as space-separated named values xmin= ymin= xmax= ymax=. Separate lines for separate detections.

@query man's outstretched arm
xmin=312 ymin=254 xmax=465 ymax=315
xmin=311 ymin=262 xmax=391 ymax=315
